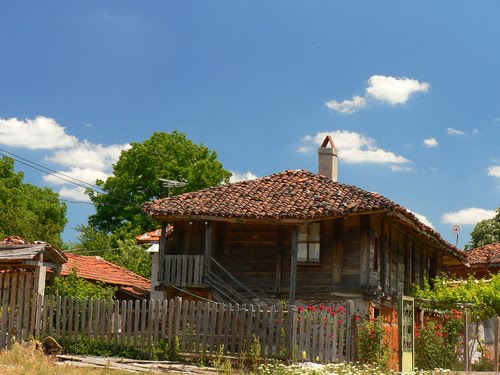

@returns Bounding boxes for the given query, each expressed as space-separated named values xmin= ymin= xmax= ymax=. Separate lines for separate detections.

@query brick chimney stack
xmin=318 ymin=135 xmax=338 ymax=182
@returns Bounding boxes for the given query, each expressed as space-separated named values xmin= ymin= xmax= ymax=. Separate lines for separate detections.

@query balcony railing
xmin=163 ymin=255 xmax=205 ymax=287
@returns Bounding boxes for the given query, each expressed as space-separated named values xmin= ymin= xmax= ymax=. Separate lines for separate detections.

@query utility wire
xmin=0 ymin=147 xmax=105 ymax=192
xmin=0 ymin=147 xmax=138 ymax=208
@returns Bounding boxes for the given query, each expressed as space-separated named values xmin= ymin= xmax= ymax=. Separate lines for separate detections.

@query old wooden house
xmin=142 ymin=136 xmax=466 ymax=313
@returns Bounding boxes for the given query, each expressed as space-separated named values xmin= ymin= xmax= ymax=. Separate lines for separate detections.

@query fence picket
xmin=0 ymin=293 xmax=353 ymax=363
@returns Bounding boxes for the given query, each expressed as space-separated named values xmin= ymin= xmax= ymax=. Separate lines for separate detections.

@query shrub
xmin=357 ymin=316 xmax=392 ymax=370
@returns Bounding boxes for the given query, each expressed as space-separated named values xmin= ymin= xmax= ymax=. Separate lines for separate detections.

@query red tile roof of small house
xmin=465 ymin=242 xmax=500 ymax=267
xmin=142 ymin=169 xmax=465 ymax=262
xmin=61 ymin=253 xmax=150 ymax=299
xmin=135 ymin=226 xmax=174 ymax=244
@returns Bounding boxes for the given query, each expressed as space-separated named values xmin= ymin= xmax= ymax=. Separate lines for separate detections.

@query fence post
xmin=346 ymin=300 xmax=355 ymax=361
xmin=494 ymin=316 xmax=499 ymax=373
xmin=288 ymin=304 xmax=297 ymax=361
xmin=464 ymin=308 xmax=469 ymax=372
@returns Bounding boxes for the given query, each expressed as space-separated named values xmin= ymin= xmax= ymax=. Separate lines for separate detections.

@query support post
xmin=158 ymin=222 xmax=167 ymax=282
xmin=289 ymin=225 xmax=298 ymax=306
xmin=464 ymin=308 xmax=469 ymax=372
xmin=204 ymin=222 xmax=212 ymax=278
xmin=33 ymin=251 xmax=46 ymax=296
xmin=494 ymin=316 xmax=499 ymax=373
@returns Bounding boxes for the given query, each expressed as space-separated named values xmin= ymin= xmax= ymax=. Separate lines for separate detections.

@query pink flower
xmin=298 ymin=306 xmax=304 ymax=312
xmin=338 ymin=319 xmax=342 ymax=325
xmin=319 ymin=305 xmax=325 ymax=311
xmin=355 ymin=315 xmax=361 ymax=322
xmin=326 ymin=307 xmax=333 ymax=312
xmin=337 ymin=305 xmax=346 ymax=314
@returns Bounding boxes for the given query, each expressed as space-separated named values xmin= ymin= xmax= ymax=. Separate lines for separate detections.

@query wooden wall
xmin=165 ymin=214 xmax=447 ymax=300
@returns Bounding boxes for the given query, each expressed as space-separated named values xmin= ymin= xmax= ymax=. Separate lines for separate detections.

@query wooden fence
xmin=0 ymin=293 xmax=354 ymax=362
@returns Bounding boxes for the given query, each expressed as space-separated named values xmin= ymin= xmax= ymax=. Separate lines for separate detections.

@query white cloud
xmin=43 ymin=167 xmax=110 ymax=186
xmin=58 ymin=187 xmax=91 ymax=202
xmin=46 ymin=141 xmax=130 ymax=170
xmin=325 ymin=75 xmax=430 ymax=114
xmin=301 ymin=130 xmax=410 ymax=164
xmin=488 ymin=166 xmax=500 ymax=178
xmin=298 ymin=146 xmax=312 ymax=153
xmin=447 ymin=127 xmax=465 ymax=135
xmin=230 ymin=171 xmax=258 ymax=183
xmin=391 ymin=165 xmax=414 ymax=172
xmin=423 ymin=137 xmax=438 ymax=148
xmin=366 ymin=75 xmax=430 ymax=105
xmin=325 ymin=95 xmax=367 ymax=114
xmin=441 ymin=207 xmax=496 ymax=225
xmin=407 ymin=210 xmax=434 ymax=229
xmin=0 ymin=116 xmax=78 ymax=149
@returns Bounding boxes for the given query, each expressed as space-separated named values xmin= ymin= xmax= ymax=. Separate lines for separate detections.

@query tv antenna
xmin=451 ymin=224 xmax=462 ymax=247
xmin=159 ymin=178 xmax=187 ymax=197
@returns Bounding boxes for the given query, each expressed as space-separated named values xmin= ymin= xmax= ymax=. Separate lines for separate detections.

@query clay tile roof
xmin=135 ymin=226 xmax=174 ymax=244
xmin=61 ymin=253 xmax=150 ymax=298
xmin=465 ymin=242 xmax=500 ymax=266
xmin=142 ymin=169 xmax=464 ymax=260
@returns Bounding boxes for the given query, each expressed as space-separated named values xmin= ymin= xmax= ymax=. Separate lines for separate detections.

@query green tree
xmin=0 ymin=156 xmax=67 ymax=246
xmin=86 ymin=131 xmax=231 ymax=237
xmin=72 ymin=226 xmax=151 ymax=278
xmin=46 ymin=268 xmax=116 ymax=299
xmin=465 ymin=208 xmax=500 ymax=250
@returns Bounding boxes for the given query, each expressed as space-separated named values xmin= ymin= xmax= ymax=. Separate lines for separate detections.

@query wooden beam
xmin=204 ymin=222 xmax=212 ymax=276
xmin=359 ymin=215 xmax=370 ymax=287
xmin=23 ymin=260 xmax=62 ymax=270
xmin=289 ymin=226 xmax=298 ymax=305
xmin=158 ymin=222 xmax=167 ymax=282
xmin=331 ymin=218 xmax=342 ymax=286
xmin=275 ymin=227 xmax=283 ymax=295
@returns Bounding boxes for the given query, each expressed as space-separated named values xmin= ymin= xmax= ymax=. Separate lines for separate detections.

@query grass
xmin=0 ymin=342 xmax=132 ymax=375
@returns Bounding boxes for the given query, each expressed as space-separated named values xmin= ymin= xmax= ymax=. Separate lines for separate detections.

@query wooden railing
xmin=163 ymin=255 xmax=205 ymax=287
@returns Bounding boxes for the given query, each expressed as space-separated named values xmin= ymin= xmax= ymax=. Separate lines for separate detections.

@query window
xmin=298 ymin=223 xmax=320 ymax=264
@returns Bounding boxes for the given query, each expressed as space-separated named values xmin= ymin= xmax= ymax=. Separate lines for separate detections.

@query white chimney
xmin=318 ymin=135 xmax=338 ymax=181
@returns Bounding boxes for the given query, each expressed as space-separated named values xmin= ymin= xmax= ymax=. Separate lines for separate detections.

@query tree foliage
xmin=465 ymin=208 xmax=500 ymax=250
xmin=86 ymin=131 xmax=231 ymax=237
xmin=412 ymin=273 xmax=500 ymax=320
xmin=46 ymin=268 xmax=116 ymax=299
xmin=74 ymin=226 xmax=151 ymax=278
xmin=0 ymin=156 xmax=67 ymax=246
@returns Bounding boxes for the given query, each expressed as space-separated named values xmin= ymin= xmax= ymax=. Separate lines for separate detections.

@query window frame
xmin=297 ymin=222 xmax=321 ymax=264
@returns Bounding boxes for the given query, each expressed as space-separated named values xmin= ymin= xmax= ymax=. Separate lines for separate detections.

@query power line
xmin=0 ymin=147 xmax=105 ymax=193
xmin=0 ymin=147 xmax=137 ymax=208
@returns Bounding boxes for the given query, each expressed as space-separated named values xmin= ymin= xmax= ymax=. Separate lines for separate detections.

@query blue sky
xmin=0 ymin=1 xmax=498 ymax=248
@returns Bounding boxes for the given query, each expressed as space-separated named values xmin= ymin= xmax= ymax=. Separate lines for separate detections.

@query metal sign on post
xmin=399 ymin=295 xmax=415 ymax=374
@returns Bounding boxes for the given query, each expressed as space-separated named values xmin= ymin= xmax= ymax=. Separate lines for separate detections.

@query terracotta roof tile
xmin=61 ymin=253 xmax=150 ymax=298
xmin=465 ymin=242 xmax=500 ymax=266
xmin=135 ymin=226 xmax=174 ymax=244
xmin=142 ymin=169 xmax=463 ymax=259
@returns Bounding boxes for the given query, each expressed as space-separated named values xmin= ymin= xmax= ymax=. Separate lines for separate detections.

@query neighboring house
xmin=141 ymin=136 xmax=466 ymax=315
xmin=61 ymin=253 xmax=151 ymax=300
xmin=445 ymin=241 xmax=500 ymax=278
xmin=0 ymin=236 xmax=67 ymax=296
xmin=135 ymin=227 xmax=174 ymax=300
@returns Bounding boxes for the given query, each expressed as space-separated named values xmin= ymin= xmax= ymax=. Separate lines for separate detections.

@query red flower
xmin=337 ymin=305 xmax=346 ymax=314
xmin=319 ymin=305 xmax=325 ymax=311
xmin=327 ymin=307 xmax=333 ymax=312
xmin=338 ymin=319 xmax=343 ymax=325
xmin=355 ymin=315 xmax=361 ymax=322
xmin=298 ymin=306 xmax=304 ymax=313
xmin=331 ymin=311 xmax=336 ymax=317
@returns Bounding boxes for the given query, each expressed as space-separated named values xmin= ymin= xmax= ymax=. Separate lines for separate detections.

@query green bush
xmin=357 ymin=316 xmax=392 ymax=370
